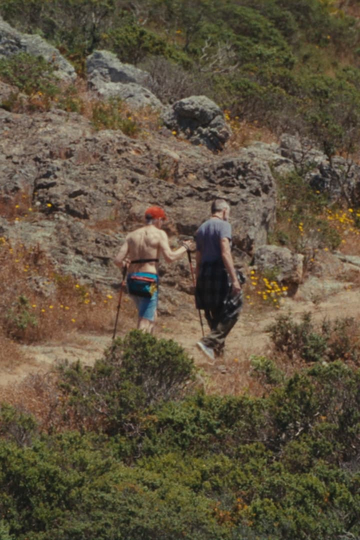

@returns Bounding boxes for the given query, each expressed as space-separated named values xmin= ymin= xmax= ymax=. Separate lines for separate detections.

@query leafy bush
xmin=1 ymin=349 xmax=360 ymax=538
xmin=269 ymin=171 xmax=342 ymax=253
xmin=268 ymin=312 xmax=360 ymax=365
xmin=105 ymin=24 xmax=186 ymax=66
xmin=0 ymin=53 xmax=59 ymax=110
xmin=5 ymin=295 xmax=38 ymax=341
xmin=58 ymin=330 xmax=196 ymax=434
xmin=250 ymin=355 xmax=285 ymax=385
xmin=91 ymin=98 xmax=140 ymax=136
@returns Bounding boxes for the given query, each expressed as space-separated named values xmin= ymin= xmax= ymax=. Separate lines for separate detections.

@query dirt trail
xmin=1 ymin=284 xmax=359 ymax=392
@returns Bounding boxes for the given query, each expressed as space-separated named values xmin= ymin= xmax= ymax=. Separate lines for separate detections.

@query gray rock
xmin=86 ymin=50 xmax=163 ymax=111
xmin=254 ymin=245 xmax=304 ymax=284
xmin=0 ymin=15 xmax=76 ymax=81
xmin=201 ymin=152 xmax=277 ymax=253
xmin=246 ymin=141 xmax=295 ymax=175
xmin=295 ymin=276 xmax=349 ymax=302
xmin=278 ymin=134 xmax=360 ymax=206
xmin=0 ymin=80 xmax=19 ymax=102
xmin=309 ymin=250 xmax=346 ymax=280
xmin=307 ymin=158 xmax=360 ymax=205
xmin=279 ymin=134 xmax=324 ymax=166
xmin=334 ymin=252 xmax=360 ymax=268
xmin=162 ymin=95 xmax=231 ymax=151
xmin=86 ymin=50 xmax=149 ymax=86
xmin=90 ymin=78 xmax=164 ymax=110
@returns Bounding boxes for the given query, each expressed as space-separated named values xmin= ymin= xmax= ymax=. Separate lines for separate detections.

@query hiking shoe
xmin=196 ymin=341 xmax=215 ymax=362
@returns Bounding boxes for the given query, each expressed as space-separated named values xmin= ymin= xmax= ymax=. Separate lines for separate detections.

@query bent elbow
xmin=163 ymin=254 xmax=174 ymax=264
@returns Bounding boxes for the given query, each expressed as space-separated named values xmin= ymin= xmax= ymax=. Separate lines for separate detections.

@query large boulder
xmin=0 ymin=16 xmax=76 ymax=81
xmin=253 ymin=245 xmax=304 ymax=284
xmin=87 ymin=50 xmax=149 ymax=86
xmin=278 ymin=134 xmax=360 ymax=206
xmin=162 ymin=95 xmax=231 ymax=151
xmin=199 ymin=150 xmax=277 ymax=253
xmin=307 ymin=157 xmax=360 ymax=205
xmin=86 ymin=50 xmax=163 ymax=111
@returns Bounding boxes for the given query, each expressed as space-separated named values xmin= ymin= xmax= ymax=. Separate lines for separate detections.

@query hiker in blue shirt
xmin=195 ymin=199 xmax=244 ymax=361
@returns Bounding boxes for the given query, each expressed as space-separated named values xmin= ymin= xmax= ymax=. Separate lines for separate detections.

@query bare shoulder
xmin=127 ymin=227 xmax=145 ymax=241
xmin=157 ymin=229 xmax=169 ymax=243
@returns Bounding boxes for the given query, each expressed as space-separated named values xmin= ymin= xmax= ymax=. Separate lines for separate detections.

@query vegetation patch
xmin=0 ymin=332 xmax=360 ymax=539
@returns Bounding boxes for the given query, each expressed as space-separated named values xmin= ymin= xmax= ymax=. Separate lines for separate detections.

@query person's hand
xmin=182 ymin=240 xmax=195 ymax=252
xmin=231 ymin=281 xmax=242 ymax=296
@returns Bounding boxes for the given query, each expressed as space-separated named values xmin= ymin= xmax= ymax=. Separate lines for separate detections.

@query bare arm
xmin=158 ymin=231 xmax=188 ymax=263
xmin=114 ymin=239 xmax=129 ymax=268
xmin=220 ymin=237 xmax=241 ymax=294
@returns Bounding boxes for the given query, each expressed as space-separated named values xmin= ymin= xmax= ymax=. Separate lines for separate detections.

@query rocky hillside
xmin=1 ymin=15 xmax=360 ymax=293
xmin=0 ymin=13 xmax=360 ymax=345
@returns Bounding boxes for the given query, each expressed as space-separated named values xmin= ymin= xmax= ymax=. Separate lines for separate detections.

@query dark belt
xmin=131 ymin=258 xmax=159 ymax=264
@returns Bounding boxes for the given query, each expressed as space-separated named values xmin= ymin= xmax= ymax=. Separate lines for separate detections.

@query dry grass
xmin=225 ymin=118 xmax=279 ymax=152
xmin=0 ymin=373 xmax=61 ymax=431
xmin=0 ymin=331 xmax=27 ymax=370
xmin=0 ymin=237 xmax=134 ymax=344
xmin=0 ymin=189 xmax=35 ymax=221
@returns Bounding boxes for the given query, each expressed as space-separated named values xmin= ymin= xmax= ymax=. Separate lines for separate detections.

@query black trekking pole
xmin=112 ymin=265 xmax=128 ymax=341
xmin=186 ymin=249 xmax=205 ymax=338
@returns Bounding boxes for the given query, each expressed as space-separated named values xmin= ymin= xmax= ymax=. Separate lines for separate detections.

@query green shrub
xmin=268 ymin=313 xmax=360 ymax=365
xmin=91 ymin=99 xmax=140 ymax=136
xmin=0 ymin=360 xmax=360 ymax=538
xmin=58 ymin=330 xmax=196 ymax=435
xmin=5 ymin=295 xmax=38 ymax=341
xmin=0 ymin=53 xmax=59 ymax=98
xmin=269 ymin=171 xmax=342 ymax=253
xmin=250 ymin=355 xmax=285 ymax=385
xmin=105 ymin=24 xmax=185 ymax=65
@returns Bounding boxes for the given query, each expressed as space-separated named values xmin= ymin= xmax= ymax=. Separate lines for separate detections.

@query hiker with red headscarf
xmin=115 ymin=206 xmax=193 ymax=334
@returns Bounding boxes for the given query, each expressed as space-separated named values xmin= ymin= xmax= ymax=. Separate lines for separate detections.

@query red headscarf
xmin=145 ymin=206 xmax=167 ymax=220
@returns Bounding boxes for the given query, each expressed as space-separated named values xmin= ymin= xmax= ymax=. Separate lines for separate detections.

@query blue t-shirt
xmin=196 ymin=218 xmax=232 ymax=263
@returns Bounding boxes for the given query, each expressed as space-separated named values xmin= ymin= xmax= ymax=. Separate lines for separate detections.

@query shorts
xmin=127 ymin=272 xmax=159 ymax=322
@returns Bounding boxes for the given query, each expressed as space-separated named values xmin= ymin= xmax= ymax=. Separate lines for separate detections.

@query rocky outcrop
xmin=86 ymin=50 xmax=163 ymax=110
xmin=0 ymin=15 xmax=76 ymax=81
xmin=0 ymin=104 xmax=277 ymax=286
xmin=201 ymin=149 xmax=277 ymax=253
xmin=279 ymin=134 xmax=360 ymax=206
xmin=162 ymin=96 xmax=231 ymax=151
xmin=2 ymin=99 xmax=359 ymax=296
xmin=87 ymin=50 xmax=149 ymax=86
xmin=253 ymin=245 xmax=304 ymax=284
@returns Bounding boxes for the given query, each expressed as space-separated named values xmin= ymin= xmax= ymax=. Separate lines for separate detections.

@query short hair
xmin=211 ymin=199 xmax=229 ymax=214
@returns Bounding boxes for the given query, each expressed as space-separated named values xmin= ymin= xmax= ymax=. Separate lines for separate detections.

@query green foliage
xmin=59 ymin=330 xmax=196 ymax=434
xmin=91 ymin=98 xmax=140 ymax=136
xmin=0 ymin=404 xmax=38 ymax=447
xmin=269 ymin=171 xmax=341 ymax=252
xmin=105 ymin=24 xmax=186 ymax=65
xmin=250 ymin=355 xmax=284 ymax=385
xmin=268 ymin=312 xmax=360 ymax=364
xmin=0 ymin=53 xmax=59 ymax=101
xmin=5 ymin=295 xmax=38 ymax=341
xmin=0 ymin=330 xmax=360 ymax=538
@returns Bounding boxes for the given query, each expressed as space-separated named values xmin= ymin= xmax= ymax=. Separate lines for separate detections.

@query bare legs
xmin=137 ymin=311 xmax=157 ymax=334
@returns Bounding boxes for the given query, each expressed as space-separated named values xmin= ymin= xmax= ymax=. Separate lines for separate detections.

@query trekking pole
xmin=112 ymin=265 xmax=128 ymax=341
xmin=186 ymin=249 xmax=205 ymax=338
